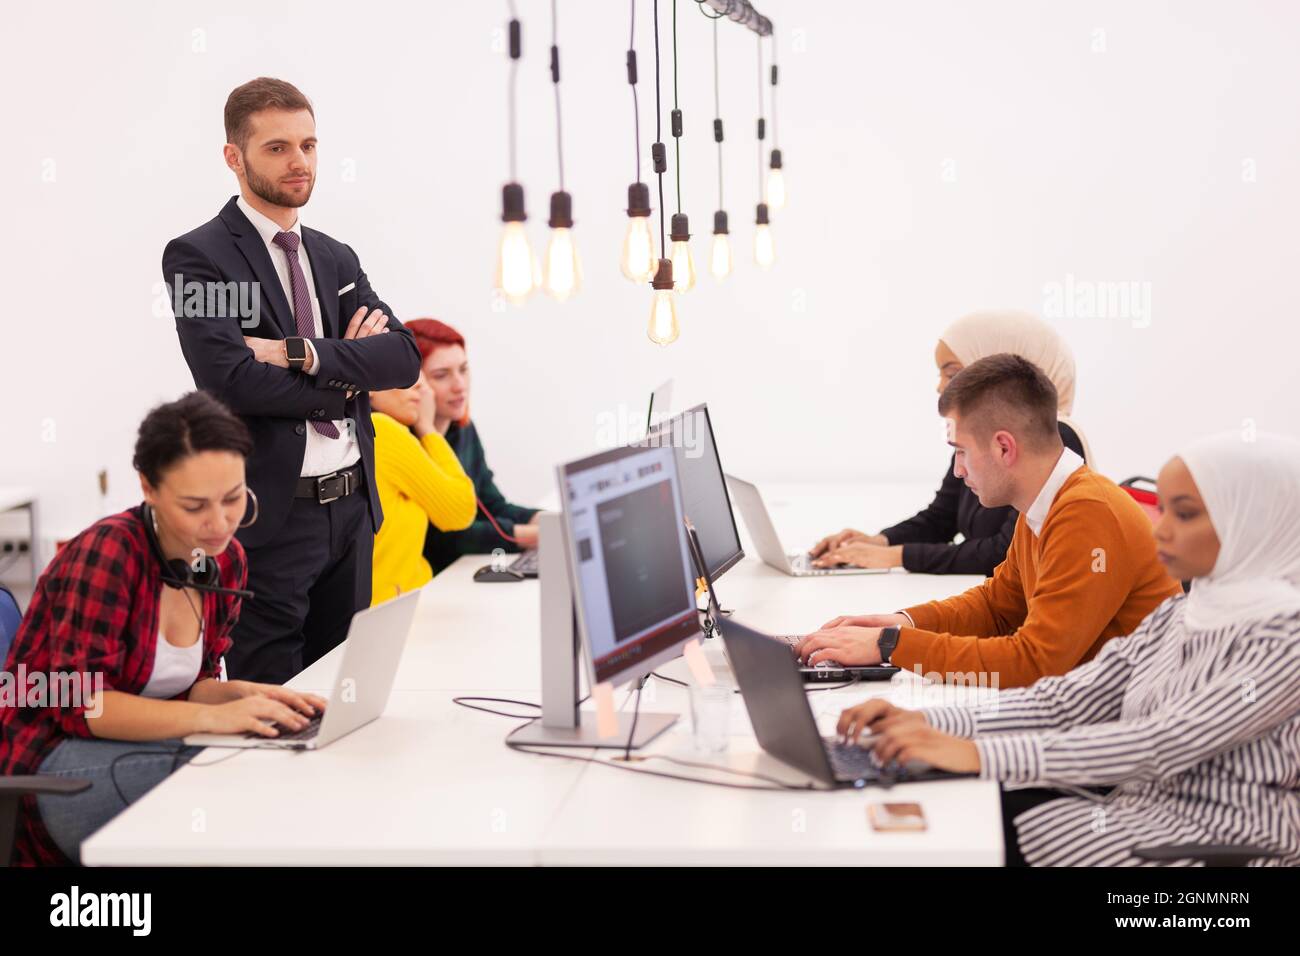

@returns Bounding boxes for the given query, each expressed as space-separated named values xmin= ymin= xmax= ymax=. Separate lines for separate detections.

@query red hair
xmin=406 ymin=318 xmax=470 ymax=427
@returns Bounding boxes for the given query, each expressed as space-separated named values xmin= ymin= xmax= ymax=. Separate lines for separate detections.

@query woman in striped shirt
xmin=837 ymin=432 xmax=1300 ymax=866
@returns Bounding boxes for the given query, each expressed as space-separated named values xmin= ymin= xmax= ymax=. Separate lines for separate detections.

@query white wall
xmin=2 ymin=0 xmax=1298 ymax=561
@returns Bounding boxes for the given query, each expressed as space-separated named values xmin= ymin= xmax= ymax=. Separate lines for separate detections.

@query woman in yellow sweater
xmin=369 ymin=376 xmax=477 ymax=604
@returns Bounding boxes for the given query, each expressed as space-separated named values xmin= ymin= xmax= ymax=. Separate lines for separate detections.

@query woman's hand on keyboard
xmin=196 ymin=696 xmax=318 ymax=737
xmin=837 ymin=699 xmax=927 ymax=744
xmin=228 ymin=681 xmax=327 ymax=719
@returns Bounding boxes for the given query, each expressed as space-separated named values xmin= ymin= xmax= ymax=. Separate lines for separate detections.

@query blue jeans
xmin=35 ymin=737 xmax=199 ymax=864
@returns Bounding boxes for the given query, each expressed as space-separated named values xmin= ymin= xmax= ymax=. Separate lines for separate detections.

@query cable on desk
xmin=453 ymin=696 xmax=544 ymax=720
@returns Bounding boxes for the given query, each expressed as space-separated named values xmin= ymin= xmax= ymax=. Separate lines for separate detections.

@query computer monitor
xmin=645 ymin=404 xmax=744 ymax=580
xmin=557 ymin=442 xmax=702 ymax=688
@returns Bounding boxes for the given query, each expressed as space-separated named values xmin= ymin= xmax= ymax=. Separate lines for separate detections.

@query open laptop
xmin=726 ymin=475 xmax=889 ymax=577
xmin=184 ymin=590 xmax=419 ymax=750
xmin=684 ymin=515 xmax=895 ymax=682
xmin=719 ymin=618 xmax=970 ymax=789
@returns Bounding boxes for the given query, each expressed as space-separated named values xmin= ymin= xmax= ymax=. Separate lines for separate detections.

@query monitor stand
xmin=508 ymin=512 xmax=678 ymax=749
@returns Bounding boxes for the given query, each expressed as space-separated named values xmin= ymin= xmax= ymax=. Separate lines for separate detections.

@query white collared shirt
xmin=1024 ymin=447 xmax=1085 ymax=537
xmin=237 ymin=195 xmax=359 ymax=477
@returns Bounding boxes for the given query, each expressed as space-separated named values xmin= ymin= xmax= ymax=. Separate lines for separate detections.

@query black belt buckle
xmin=316 ymin=468 xmax=352 ymax=504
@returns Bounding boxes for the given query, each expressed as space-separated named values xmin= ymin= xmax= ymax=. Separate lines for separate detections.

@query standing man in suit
xmin=163 ymin=77 xmax=421 ymax=683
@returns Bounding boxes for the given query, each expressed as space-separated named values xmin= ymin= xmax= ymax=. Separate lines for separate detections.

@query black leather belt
xmin=295 ymin=465 xmax=362 ymax=504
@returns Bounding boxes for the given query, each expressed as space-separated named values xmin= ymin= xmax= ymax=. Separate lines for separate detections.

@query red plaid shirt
xmin=0 ymin=506 xmax=246 ymax=865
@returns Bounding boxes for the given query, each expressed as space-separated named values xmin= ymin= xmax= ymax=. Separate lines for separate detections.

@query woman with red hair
xmin=406 ymin=319 xmax=540 ymax=574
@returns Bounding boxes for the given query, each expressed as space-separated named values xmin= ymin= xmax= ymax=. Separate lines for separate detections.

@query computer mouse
xmin=473 ymin=565 xmax=526 ymax=583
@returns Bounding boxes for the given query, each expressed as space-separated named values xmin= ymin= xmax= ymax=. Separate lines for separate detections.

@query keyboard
xmin=508 ymin=550 xmax=539 ymax=578
xmin=826 ymin=739 xmax=894 ymax=780
xmin=788 ymin=553 xmax=842 ymax=576
xmin=245 ymin=713 xmax=323 ymax=742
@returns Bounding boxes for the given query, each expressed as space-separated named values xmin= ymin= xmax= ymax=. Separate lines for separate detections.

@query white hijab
xmin=1179 ymin=432 xmax=1300 ymax=631
xmin=940 ymin=311 xmax=1077 ymax=414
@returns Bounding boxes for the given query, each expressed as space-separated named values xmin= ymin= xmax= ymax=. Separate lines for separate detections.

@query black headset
xmin=141 ymin=502 xmax=255 ymax=600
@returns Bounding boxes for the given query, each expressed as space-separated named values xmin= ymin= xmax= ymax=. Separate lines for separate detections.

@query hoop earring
xmin=240 ymin=488 xmax=260 ymax=528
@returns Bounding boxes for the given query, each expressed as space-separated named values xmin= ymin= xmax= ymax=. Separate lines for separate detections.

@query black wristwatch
xmin=877 ymin=626 xmax=901 ymax=664
xmin=284 ymin=336 xmax=309 ymax=372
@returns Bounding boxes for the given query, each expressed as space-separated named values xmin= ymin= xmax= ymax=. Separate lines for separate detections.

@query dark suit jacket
xmin=163 ymin=196 xmax=421 ymax=549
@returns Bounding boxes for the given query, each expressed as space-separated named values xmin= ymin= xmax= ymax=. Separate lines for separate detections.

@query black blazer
xmin=163 ymin=197 xmax=421 ymax=549
xmin=880 ymin=421 xmax=1087 ymax=576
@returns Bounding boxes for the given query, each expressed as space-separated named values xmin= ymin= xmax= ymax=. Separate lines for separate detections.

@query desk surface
xmin=83 ymin=482 xmax=1004 ymax=866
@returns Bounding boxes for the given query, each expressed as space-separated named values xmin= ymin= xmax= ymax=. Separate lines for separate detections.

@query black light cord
xmin=713 ymin=15 xmax=723 ymax=209
xmin=453 ymin=695 xmax=544 ymax=720
xmin=630 ymin=0 xmax=641 ymax=182
xmin=755 ymin=31 xmax=764 ymax=195
xmin=507 ymin=1 xmax=521 ymax=182
xmin=672 ymin=0 xmax=682 ymax=215
xmin=551 ymin=0 xmax=565 ymax=190
xmin=769 ymin=32 xmax=779 ymax=149
xmin=653 ymin=0 xmax=666 ymax=255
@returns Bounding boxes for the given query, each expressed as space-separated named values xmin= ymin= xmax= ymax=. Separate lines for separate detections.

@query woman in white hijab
xmin=811 ymin=310 xmax=1084 ymax=575
xmin=837 ymin=432 xmax=1300 ymax=866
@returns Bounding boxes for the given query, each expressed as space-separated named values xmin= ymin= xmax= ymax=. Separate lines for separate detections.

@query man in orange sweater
xmin=796 ymin=353 xmax=1181 ymax=688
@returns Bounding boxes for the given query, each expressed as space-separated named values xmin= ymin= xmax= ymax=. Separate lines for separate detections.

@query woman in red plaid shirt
xmin=1 ymin=392 xmax=326 ymax=865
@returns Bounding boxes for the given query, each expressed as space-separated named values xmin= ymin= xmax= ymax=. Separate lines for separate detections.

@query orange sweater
xmin=896 ymin=466 xmax=1181 ymax=688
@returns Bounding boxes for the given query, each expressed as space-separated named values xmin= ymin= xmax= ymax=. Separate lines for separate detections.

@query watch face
xmin=286 ymin=338 xmax=307 ymax=362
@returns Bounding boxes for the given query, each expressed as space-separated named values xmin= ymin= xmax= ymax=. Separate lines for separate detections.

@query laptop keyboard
xmin=826 ymin=740 xmax=895 ymax=780
xmin=244 ymin=713 xmax=323 ymax=742
xmin=789 ymin=553 xmax=843 ymax=575
xmin=509 ymin=550 xmax=539 ymax=577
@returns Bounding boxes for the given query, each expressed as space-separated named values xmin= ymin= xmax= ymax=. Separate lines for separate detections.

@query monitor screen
xmin=559 ymin=443 xmax=701 ymax=687
xmin=646 ymin=404 xmax=744 ymax=579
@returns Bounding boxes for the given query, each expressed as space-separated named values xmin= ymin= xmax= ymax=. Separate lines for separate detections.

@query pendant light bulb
xmin=668 ymin=213 xmax=696 ymax=293
xmin=709 ymin=210 xmax=732 ymax=280
xmin=543 ymin=191 xmax=582 ymax=302
xmin=495 ymin=183 xmax=535 ymax=305
xmin=766 ymin=149 xmax=786 ymax=211
xmin=647 ymin=258 xmax=679 ymax=346
xmin=753 ymin=202 xmax=775 ymax=270
xmin=621 ymin=183 xmax=655 ymax=282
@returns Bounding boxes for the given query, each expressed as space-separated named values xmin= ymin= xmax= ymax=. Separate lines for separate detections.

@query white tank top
xmin=140 ymin=629 xmax=204 ymax=699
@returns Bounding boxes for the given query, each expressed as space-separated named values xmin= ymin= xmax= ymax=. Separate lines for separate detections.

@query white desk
xmin=83 ymin=482 xmax=1005 ymax=866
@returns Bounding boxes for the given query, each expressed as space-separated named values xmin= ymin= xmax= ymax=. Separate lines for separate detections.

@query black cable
xmin=653 ymin=0 xmax=666 ymax=256
xmin=630 ymin=0 xmax=641 ymax=182
xmin=507 ymin=4 xmax=520 ymax=182
xmin=551 ymin=0 xmax=565 ymax=190
xmin=108 ymin=744 xmax=187 ymax=807
xmin=769 ymin=32 xmax=779 ymax=148
xmin=453 ymin=695 xmax=544 ymax=720
xmin=713 ymin=15 xmax=723 ymax=209
xmin=672 ymin=0 xmax=681 ymax=215
xmin=651 ymin=670 xmax=688 ymax=688
xmin=755 ymin=31 xmax=763 ymax=195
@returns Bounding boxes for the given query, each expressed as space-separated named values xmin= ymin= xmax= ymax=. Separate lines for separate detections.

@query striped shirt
xmin=922 ymin=595 xmax=1300 ymax=866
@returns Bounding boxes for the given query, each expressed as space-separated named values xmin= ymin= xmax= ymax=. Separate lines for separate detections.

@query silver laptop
xmin=183 ymin=590 xmax=419 ymax=750
xmin=646 ymin=378 xmax=674 ymax=431
xmin=726 ymin=475 xmax=889 ymax=577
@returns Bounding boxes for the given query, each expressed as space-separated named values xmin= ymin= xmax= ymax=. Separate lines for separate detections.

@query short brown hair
xmin=937 ymin=353 xmax=1061 ymax=450
xmin=224 ymin=77 xmax=313 ymax=150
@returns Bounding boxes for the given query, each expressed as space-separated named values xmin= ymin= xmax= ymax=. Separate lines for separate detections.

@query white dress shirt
xmin=237 ymin=196 xmax=360 ymax=478
xmin=1023 ymin=447 xmax=1085 ymax=537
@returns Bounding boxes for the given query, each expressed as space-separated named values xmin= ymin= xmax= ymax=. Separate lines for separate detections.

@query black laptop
xmin=717 ymin=618 xmax=973 ymax=789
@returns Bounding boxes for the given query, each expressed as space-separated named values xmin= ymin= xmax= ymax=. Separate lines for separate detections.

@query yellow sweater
xmin=370 ymin=413 xmax=476 ymax=605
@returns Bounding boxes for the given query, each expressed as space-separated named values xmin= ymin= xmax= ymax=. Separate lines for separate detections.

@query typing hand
xmin=812 ymin=542 xmax=903 ymax=570
xmin=871 ymin=723 xmax=981 ymax=775
xmin=837 ymin=698 xmax=927 ymax=744
xmin=809 ymin=527 xmax=869 ymax=558
xmin=795 ymin=626 xmax=884 ymax=666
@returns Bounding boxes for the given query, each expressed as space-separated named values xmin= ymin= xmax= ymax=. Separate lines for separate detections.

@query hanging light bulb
xmin=647 ymin=258 xmax=679 ymax=346
xmin=495 ymin=183 xmax=536 ymax=305
xmin=766 ymin=149 xmax=786 ymax=211
xmin=753 ymin=202 xmax=775 ymax=270
xmin=543 ymin=190 xmax=582 ymax=302
xmin=668 ymin=214 xmax=696 ymax=293
xmin=621 ymin=183 xmax=655 ymax=282
xmin=709 ymin=210 xmax=732 ymax=280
